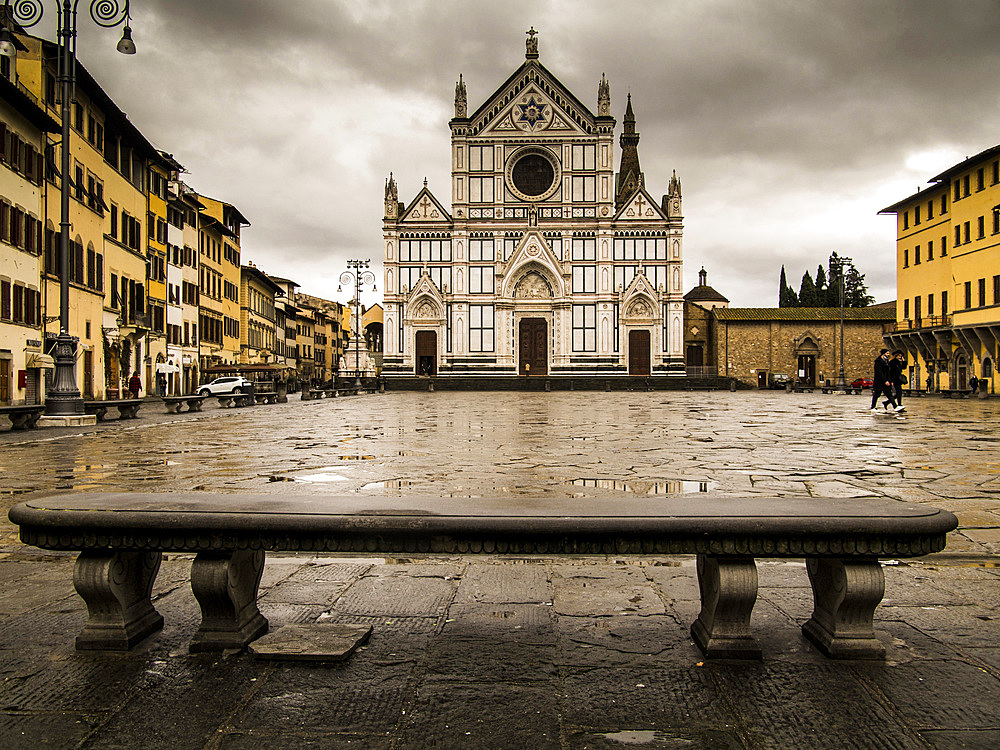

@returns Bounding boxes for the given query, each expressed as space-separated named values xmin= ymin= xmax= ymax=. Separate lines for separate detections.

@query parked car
xmin=851 ymin=377 xmax=874 ymax=389
xmin=768 ymin=373 xmax=792 ymax=389
xmin=198 ymin=376 xmax=253 ymax=396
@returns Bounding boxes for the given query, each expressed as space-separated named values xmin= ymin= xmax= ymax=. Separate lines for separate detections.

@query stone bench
xmin=7 ymin=494 xmax=956 ymax=659
xmin=0 ymin=404 xmax=46 ymax=430
xmin=939 ymin=389 xmax=972 ymax=399
xmin=83 ymin=398 xmax=142 ymax=421
xmin=162 ymin=394 xmax=208 ymax=413
xmin=253 ymin=391 xmax=278 ymax=405
xmin=217 ymin=393 xmax=254 ymax=408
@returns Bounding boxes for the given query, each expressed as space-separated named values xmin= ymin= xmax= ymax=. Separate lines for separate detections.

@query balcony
xmin=883 ymin=315 xmax=951 ymax=334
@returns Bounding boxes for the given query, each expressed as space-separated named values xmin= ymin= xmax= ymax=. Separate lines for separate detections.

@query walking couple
xmin=870 ymin=349 xmax=906 ymax=413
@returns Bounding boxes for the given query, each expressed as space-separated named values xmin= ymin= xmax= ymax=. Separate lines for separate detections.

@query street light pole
xmin=338 ymin=259 xmax=376 ymax=390
xmin=834 ymin=257 xmax=849 ymax=390
xmin=1 ymin=1 xmax=134 ymax=417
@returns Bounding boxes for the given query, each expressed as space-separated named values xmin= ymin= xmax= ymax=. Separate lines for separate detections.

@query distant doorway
xmin=628 ymin=330 xmax=651 ymax=375
xmin=415 ymin=330 xmax=437 ymax=376
xmin=519 ymin=318 xmax=547 ymax=375
xmin=797 ymin=354 xmax=816 ymax=386
xmin=757 ymin=371 xmax=768 ymax=389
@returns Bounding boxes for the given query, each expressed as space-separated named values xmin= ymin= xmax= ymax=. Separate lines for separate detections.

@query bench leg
xmin=691 ymin=555 xmax=761 ymax=659
xmin=802 ymin=558 xmax=886 ymax=659
xmin=190 ymin=549 xmax=268 ymax=652
xmin=73 ymin=551 xmax=164 ymax=650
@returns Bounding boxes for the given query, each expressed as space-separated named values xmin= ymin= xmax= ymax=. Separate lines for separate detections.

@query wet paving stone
xmin=1 ymin=391 xmax=999 ymax=747
xmin=400 ymin=682 xmax=561 ymax=750
xmin=856 ymin=659 xmax=1000 ymax=731
xmin=231 ymin=660 xmax=410 ymax=736
xmin=712 ymin=661 xmax=926 ymax=749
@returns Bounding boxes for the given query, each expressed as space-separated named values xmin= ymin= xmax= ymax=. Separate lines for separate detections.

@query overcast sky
xmin=47 ymin=0 xmax=1000 ymax=308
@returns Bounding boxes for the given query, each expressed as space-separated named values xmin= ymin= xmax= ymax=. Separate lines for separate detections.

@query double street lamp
xmin=338 ymin=259 xmax=376 ymax=389
xmin=832 ymin=256 xmax=852 ymax=390
xmin=0 ymin=1 xmax=134 ymax=417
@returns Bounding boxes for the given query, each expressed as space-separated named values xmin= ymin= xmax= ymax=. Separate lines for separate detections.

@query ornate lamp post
xmin=0 ymin=1 xmax=135 ymax=419
xmin=338 ymin=259 xmax=376 ymax=389
xmin=832 ymin=257 xmax=852 ymax=390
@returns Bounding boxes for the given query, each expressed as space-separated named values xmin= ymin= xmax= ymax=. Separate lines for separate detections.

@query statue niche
xmin=514 ymin=271 xmax=553 ymax=299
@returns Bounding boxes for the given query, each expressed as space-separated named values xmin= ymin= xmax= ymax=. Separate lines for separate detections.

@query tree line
xmin=779 ymin=253 xmax=874 ymax=308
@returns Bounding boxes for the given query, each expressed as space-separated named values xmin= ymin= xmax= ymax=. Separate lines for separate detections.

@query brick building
xmin=712 ymin=303 xmax=896 ymax=388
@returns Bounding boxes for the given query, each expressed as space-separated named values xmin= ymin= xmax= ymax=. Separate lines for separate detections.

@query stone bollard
xmin=545 ymin=380 xmax=551 ymax=392
xmin=605 ymin=381 xmax=611 ymax=392
xmin=730 ymin=380 xmax=737 ymax=392
xmin=429 ymin=381 xmax=434 ymax=392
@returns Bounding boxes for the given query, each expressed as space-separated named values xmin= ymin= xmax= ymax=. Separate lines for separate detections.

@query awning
xmin=25 ymin=353 xmax=55 ymax=369
xmin=155 ymin=363 xmax=180 ymax=374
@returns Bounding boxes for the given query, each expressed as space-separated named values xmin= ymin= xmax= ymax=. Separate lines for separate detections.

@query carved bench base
xmin=73 ymin=551 xmax=164 ymax=650
xmin=190 ymin=550 xmax=268 ymax=652
xmin=691 ymin=555 xmax=762 ymax=659
xmin=802 ymin=557 xmax=886 ymax=659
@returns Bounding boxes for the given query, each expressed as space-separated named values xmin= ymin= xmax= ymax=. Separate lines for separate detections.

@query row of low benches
xmin=1 ymin=390 xmax=288 ymax=429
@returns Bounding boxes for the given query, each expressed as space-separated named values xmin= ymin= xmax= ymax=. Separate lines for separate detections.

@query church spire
xmin=616 ymin=93 xmax=644 ymax=209
xmin=384 ymin=172 xmax=398 ymax=220
xmin=597 ymin=73 xmax=610 ymax=117
xmin=455 ymin=74 xmax=467 ymax=118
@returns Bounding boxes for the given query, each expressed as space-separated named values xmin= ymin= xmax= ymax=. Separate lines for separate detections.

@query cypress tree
xmin=798 ymin=271 xmax=819 ymax=307
xmin=779 ymin=266 xmax=798 ymax=307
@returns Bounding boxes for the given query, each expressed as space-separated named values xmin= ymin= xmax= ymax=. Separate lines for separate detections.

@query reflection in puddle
xmin=567 ymin=478 xmax=716 ymax=494
xmin=271 ymin=466 xmax=350 ymax=483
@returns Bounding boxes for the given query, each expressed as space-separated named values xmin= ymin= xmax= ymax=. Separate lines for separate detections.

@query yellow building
xmin=880 ymin=145 xmax=1000 ymax=393
xmin=145 ymin=155 xmax=173 ymax=393
xmin=0 ymin=69 xmax=57 ymax=404
xmin=13 ymin=34 xmax=156 ymax=398
xmin=295 ymin=306 xmax=315 ymax=385
xmin=239 ymin=262 xmax=281 ymax=365
xmin=196 ymin=194 xmax=248 ymax=375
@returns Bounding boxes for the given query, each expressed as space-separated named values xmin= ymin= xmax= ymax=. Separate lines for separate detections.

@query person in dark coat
xmin=870 ymin=349 xmax=901 ymax=413
xmin=127 ymin=371 xmax=142 ymax=399
xmin=888 ymin=350 xmax=907 ymax=409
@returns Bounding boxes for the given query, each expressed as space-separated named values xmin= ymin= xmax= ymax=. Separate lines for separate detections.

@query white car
xmin=198 ymin=376 xmax=253 ymax=396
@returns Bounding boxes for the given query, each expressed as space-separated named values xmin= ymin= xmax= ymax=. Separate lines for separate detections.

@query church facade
xmin=382 ymin=31 xmax=685 ymax=378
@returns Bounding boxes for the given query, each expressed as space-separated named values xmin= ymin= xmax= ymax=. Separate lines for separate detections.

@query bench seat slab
xmin=190 ymin=549 xmax=268 ymax=652
xmin=802 ymin=557 xmax=886 ymax=659
xmin=691 ymin=555 xmax=762 ymax=659
xmin=73 ymin=550 xmax=164 ymax=650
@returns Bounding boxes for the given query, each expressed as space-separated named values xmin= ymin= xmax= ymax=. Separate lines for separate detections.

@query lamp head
xmin=0 ymin=27 xmax=16 ymax=58
xmin=116 ymin=25 xmax=136 ymax=55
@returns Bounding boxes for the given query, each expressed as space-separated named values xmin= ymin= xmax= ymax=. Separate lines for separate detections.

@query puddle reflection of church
xmin=381 ymin=30 xmax=685 ymax=379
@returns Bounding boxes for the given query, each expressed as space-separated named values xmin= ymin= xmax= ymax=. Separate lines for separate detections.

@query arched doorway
xmin=956 ymin=354 xmax=968 ymax=390
xmin=519 ymin=318 xmax=547 ymax=375
xmin=628 ymin=330 xmax=651 ymax=375
xmin=415 ymin=331 xmax=436 ymax=376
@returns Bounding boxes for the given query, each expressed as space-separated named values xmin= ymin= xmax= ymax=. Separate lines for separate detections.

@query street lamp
xmin=832 ymin=256 xmax=851 ymax=390
xmin=338 ymin=259 xmax=376 ymax=389
xmin=1 ymin=0 xmax=135 ymax=419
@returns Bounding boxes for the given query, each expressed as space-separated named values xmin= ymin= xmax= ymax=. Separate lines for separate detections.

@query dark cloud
xmin=59 ymin=0 xmax=1000 ymax=305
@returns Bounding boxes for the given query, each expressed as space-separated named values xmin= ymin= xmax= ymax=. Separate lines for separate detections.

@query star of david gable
xmin=516 ymin=96 xmax=548 ymax=129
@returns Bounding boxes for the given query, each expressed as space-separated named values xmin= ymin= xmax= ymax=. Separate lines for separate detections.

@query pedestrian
xmin=870 ymin=349 xmax=902 ymax=413
xmin=127 ymin=371 xmax=142 ymax=399
xmin=969 ymin=374 xmax=979 ymax=394
xmin=888 ymin=350 xmax=907 ymax=409
xmin=926 ymin=374 xmax=934 ymax=394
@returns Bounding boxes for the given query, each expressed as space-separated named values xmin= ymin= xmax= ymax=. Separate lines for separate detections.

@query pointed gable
xmin=468 ymin=60 xmax=602 ymax=138
xmin=400 ymin=187 xmax=452 ymax=224
xmin=615 ymin=187 xmax=667 ymax=222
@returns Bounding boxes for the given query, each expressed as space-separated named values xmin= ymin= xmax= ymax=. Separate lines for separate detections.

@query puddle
xmin=362 ymin=479 xmax=420 ymax=490
xmin=270 ymin=467 xmax=350 ymax=483
xmin=600 ymin=730 xmax=667 ymax=745
xmin=566 ymin=478 xmax=717 ymax=494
